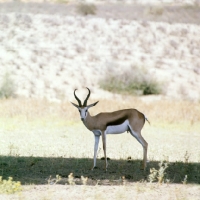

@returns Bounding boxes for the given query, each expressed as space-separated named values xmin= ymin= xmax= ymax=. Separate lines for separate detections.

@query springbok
xmin=71 ymin=87 xmax=149 ymax=171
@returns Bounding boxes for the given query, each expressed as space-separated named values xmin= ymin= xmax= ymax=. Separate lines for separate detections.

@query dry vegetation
xmin=99 ymin=66 xmax=163 ymax=95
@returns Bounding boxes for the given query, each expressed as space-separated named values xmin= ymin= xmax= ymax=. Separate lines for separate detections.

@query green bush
xmin=99 ymin=66 xmax=162 ymax=95
xmin=0 ymin=72 xmax=15 ymax=99
xmin=76 ymin=3 xmax=97 ymax=16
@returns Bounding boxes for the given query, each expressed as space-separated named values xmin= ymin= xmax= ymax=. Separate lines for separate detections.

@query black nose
xmin=81 ymin=118 xmax=84 ymax=121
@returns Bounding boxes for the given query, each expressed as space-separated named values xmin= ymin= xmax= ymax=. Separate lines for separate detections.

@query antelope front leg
xmin=92 ymin=135 xmax=100 ymax=170
xmin=102 ymin=130 xmax=108 ymax=171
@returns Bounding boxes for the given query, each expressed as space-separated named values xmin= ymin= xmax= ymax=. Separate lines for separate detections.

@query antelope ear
xmin=87 ymin=101 xmax=99 ymax=108
xmin=71 ymin=102 xmax=80 ymax=108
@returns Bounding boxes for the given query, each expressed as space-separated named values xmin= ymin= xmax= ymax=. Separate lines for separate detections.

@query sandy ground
xmin=0 ymin=184 xmax=199 ymax=200
xmin=0 ymin=1 xmax=200 ymax=102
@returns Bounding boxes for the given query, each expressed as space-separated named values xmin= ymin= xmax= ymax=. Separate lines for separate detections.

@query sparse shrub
xmin=47 ymin=175 xmax=62 ymax=185
xmin=0 ymin=176 xmax=22 ymax=194
xmin=148 ymin=168 xmax=157 ymax=183
xmin=99 ymin=66 xmax=162 ymax=96
xmin=148 ymin=161 xmax=169 ymax=184
xmin=121 ymin=176 xmax=126 ymax=186
xmin=0 ymin=72 xmax=15 ymax=99
xmin=184 ymin=151 xmax=190 ymax=163
xmin=145 ymin=6 xmax=164 ymax=15
xmin=81 ymin=175 xmax=88 ymax=185
xmin=182 ymin=175 xmax=188 ymax=184
xmin=68 ymin=173 xmax=75 ymax=185
xmin=142 ymin=81 xmax=161 ymax=95
xmin=57 ymin=0 xmax=71 ymax=3
xmin=76 ymin=3 xmax=97 ymax=16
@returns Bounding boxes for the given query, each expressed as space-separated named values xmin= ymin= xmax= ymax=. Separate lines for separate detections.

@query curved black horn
xmin=74 ymin=89 xmax=82 ymax=106
xmin=83 ymin=87 xmax=91 ymax=106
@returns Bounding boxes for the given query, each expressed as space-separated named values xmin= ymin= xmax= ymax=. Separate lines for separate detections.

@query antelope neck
xmin=83 ymin=111 xmax=95 ymax=131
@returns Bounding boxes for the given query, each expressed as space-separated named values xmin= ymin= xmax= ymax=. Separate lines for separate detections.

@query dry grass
xmin=1 ymin=97 xmax=199 ymax=124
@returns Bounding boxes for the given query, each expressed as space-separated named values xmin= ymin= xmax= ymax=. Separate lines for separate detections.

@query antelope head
xmin=71 ymin=87 xmax=99 ymax=121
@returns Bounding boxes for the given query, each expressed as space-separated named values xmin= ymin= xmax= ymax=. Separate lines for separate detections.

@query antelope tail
xmin=145 ymin=116 xmax=150 ymax=125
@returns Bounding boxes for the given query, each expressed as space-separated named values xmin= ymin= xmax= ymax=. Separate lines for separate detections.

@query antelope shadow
xmin=0 ymin=155 xmax=199 ymax=185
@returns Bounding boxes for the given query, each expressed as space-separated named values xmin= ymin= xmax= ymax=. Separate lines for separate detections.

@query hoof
xmin=100 ymin=157 xmax=110 ymax=160
xmin=140 ymin=164 xmax=146 ymax=171
xmin=91 ymin=166 xmax=98 ymax=170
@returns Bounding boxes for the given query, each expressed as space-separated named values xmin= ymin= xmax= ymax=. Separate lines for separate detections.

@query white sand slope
xmin=0 ymin=2 xmax=200 ymax=102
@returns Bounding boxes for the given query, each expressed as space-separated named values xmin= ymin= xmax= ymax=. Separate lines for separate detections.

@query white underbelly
xmin=106 ymin=119 xmax=129 ymax=134
xmin=92 ymin=120 xmax=130 ymax=136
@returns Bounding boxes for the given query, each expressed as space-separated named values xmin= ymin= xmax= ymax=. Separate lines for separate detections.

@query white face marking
xmin=78 ymin=107 xmax=88 ymax=121
xmin=72 ymin=101 xmax=98 ymax=122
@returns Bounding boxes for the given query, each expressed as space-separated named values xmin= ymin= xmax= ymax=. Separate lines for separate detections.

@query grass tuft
xmin=81 ymin=175 xmax=88 ymax=185
xmin=47 ymin=175 xmax=62 ymax=185
xmin=68 ymin=173 xmax=75 ymax=185
xmin=0 ymin=176 xmax=22 ymax=194
xmin=182 ymin=175 xmax=188 ymax=185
